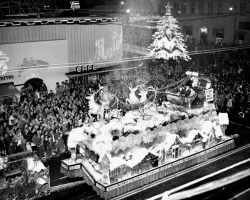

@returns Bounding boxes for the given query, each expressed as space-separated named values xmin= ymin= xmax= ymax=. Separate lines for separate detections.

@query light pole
xmin=229 ymin=4 xmax=237 ymax=45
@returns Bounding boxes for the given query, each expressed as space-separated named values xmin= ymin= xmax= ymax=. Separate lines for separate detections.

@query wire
xmin=5 ymin=45 xmax=250 ymax=73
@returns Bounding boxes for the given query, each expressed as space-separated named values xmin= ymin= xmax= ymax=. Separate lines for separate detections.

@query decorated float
xmin=61 ymin=3 xmax=233 ymax=199
xmin=61 ymin=71 xmax=233 ymax=199
xmin=0 ymin=151 xmax=50 ymax=200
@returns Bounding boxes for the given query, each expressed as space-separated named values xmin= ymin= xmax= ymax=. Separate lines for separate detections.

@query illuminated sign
xmin=0 ymin=51 xmax=9 ymax=75
xmin=26 ymin=73 xmax=41 ymax=80
xmin=76 ymin=65 xmax=96 ymax=73
xmin=0 ymin=75 xmax=14 ymax=81
xmin=70 ymin=1 xmax=80 ymax=10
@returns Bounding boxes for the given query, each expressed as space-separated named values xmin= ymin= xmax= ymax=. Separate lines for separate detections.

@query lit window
xmin=208 ymin=2 xmax=213 ymax=14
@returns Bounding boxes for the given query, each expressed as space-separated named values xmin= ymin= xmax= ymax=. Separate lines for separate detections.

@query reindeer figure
xmin=139 ymin=90 xmax=148 ymax=103
xmin=85 ymin=86 xmax=104 ymax=120
xmin=86 ymin=85 xmax=118 ymax=121
xmin=139 ymin=85 xmax=157 ymax=103
xmin=125 ymin=86 xmax=140 ymax=105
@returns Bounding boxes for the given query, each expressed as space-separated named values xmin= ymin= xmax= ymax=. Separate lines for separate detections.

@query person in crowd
xmin=26 ymin=141 xmax=32 ymax=152
xmin=58 ymin=133 xmax=65 ymax=154
xmin=8 ymin=141 xmax=16 ymax=155
xmin=28 ymin=83 xmax=34 ymax=94
xmin=13 ymin=128 xmax=25 ymax=153
xmin=37 ymin=134 xmax=45 ymax=160
xmin=0 ymin=135 xmax=6 ymax=157
xmin=44 ymin=134 xmax=52 ymax=158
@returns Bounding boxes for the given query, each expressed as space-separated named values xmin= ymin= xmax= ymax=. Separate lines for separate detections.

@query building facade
xmin=0 ymin=18 xmax=123 ymax=93
xmin=126 ymin=0 xmax=250 ymax=46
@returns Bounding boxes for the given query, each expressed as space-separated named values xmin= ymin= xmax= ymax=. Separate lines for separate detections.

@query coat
xmin=32 ymin=134 xmax=40 ymax=146
xmin=58 ymin=137 xmax=65 ymax=150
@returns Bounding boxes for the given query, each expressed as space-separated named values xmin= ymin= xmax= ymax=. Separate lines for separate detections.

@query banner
xmin=205 ymin=89 xmax=214 ymax=102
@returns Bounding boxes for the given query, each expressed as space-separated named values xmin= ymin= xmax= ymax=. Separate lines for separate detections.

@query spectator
xmin=8 ymin=141 xmax=16 ymax=155
xmin=0 ymin=136 xmax=6 ymax=157
xmin=44 ymin=135 xmax=52 ymax=158
xmin=58 ymin=133 xmax=65 ymax=154
xmin=28 ymin=83 xmax=34 ymax=94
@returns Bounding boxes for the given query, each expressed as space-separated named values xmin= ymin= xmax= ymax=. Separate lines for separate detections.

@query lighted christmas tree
xmin=148 ymin=2 xmax=190 ymax=61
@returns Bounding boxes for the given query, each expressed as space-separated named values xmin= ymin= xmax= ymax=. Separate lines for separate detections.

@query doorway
xmin=200 ymin=27 xmax=208 ymax=45
xmin=24 ymin=78 xmax=47 ymax=94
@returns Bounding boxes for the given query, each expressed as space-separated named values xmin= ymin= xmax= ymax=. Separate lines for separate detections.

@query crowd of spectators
xmin=0 ymin=49 xmax=250 ymax=160
xmin=0 ymin=80 xmax=96 ymax=160
xmin=185 ymin=49 xmax=250 ymax=122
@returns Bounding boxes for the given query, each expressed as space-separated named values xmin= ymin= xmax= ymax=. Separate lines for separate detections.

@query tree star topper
xmin=165 ymin=3 xmax=172 ymax=16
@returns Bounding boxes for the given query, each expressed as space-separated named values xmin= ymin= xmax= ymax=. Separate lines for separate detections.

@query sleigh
xmin=165 ymin=91 xmax=197 ymax=105
xmin=116 ymin=90 xmax=157 ymax=111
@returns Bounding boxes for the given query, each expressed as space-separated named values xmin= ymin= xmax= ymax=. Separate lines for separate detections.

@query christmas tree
xmin=148 ymin=2 xmax=190 ymax=61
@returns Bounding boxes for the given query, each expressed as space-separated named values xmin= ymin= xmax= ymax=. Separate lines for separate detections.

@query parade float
xmin=61 ymin=70 xmax=233 ymax=199
xmin=61 ymin=3 xmax=233 ymax=199
xmin=0 ymin=151 xmax=50 ymax=200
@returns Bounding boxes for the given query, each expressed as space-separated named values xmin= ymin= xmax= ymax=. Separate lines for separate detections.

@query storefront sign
xmin=17 ymin=57 xmax=49 ymax=69
xmin=205 ymin=89 xmax=214 ymax=102
xmin=26 ymin=73 xmax=41 ymax=80
xmin=76 ymin=65 xmax=96 ymax=73
xmin=0 ymin=75 xmax=14 ymax=81
xmin=0 ymin=51 xmax=9 ymax=75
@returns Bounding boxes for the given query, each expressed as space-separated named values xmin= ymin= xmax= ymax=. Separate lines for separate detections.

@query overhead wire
xmin=5 ymin=45 xmax=250 ymax=73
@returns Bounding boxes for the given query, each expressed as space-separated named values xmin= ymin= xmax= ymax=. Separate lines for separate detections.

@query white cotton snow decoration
xmin=33 ymin=161 xmax=46 ymax=172
xmin=218 ymin=113 xmax=229 ymax=125
xmin=67 ymin=126 xmax=88 ymax=149
xmin=36 ymin=177 xmax=46 ymax=185
xmin=91 ymin=131 xmax=113 ymax=163
xmin=214 ymin=125 xmax=224 ymax=138
xmin=184 ymin=130 xmax=200 ymax=144
xmin=26 ymin=157 xmax=45 ymax=173
xmin=201 ymin=121 xmax=213 ymax=134
xmin=122 ymin=112 xmax=136 ymax=124
xmin=26 ymin=157 xmax=35 ymax=171
xmin=125 ymin=152 xmax=133 ymax=161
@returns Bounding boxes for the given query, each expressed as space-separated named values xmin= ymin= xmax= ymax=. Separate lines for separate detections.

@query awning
xmin=0 ymin=83 xmax=20 ymax=98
